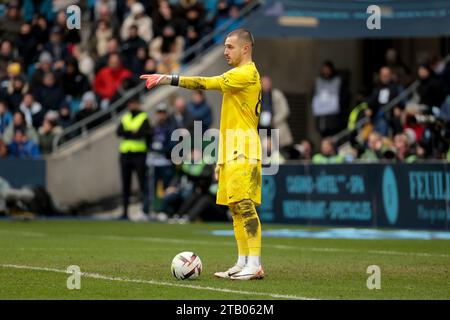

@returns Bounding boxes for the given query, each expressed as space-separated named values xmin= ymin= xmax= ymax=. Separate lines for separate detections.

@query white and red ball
xmin=171 ymin=251 xmax=202 ymax=280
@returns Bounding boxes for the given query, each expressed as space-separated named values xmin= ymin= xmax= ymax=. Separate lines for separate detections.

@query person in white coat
xmin=120 ymin=2 xmax=153 ymax=43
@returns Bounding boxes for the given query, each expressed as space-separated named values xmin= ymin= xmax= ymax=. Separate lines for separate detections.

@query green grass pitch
xmin=0 ymin=220 xmax=449 ymax=300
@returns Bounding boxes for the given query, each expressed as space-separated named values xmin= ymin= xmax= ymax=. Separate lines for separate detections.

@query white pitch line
xmin=0 ymin=264 xmax=317 ymax=300
xmin=0 ymin=230 xmax=45 ymax=237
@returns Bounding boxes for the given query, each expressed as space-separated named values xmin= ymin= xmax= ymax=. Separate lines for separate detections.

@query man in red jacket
xmin=94 ymin=53 xmax=132 ymax=104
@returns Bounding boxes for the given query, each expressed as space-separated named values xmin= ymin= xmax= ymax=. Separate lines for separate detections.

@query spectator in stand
xmin=0 ymin=1 xmax=24 ymax=41
xmin=158 ymin=164 xmax=193 ymax=221
xmin=5 ymin=75 xmax=28 ymax=112
xmin=72 ymin=44 xmax=96 ymax=83
xmin=16 ymin=22 xmax=38 ymax=70
xmin=156 ymin=53 xmax=180 ymax=74
xmin=187 ymin=90 xmax=212 ymax=133
xmin=121 ymin=25 xmax=147 ymax=67
xmin=30 ymin=51 xmax=55 ymax=91
xmin=74 ymin=91 xmax=101 ymax=130
xmin=19 ymin=93 xmax=44 ymax=129
xmin=95 ymin=2 xmax=120 ymax=35
xmin=34 ymin=72 xmax=65 ymax=112
xmin=260 ymin=76 xmax=293 ymax=150
xmin=367 ymin=66 xmax=404 ymax=136
xmin=417 ymin=64 xmax=446 ymax=110
xmin=0 ymin=63 xmax=18 ymax=102
xmin=62 ymin=57 xmax=91 ymax=113
xmin=0 ymin=40 xmax=15 ymax=72
xmin=312 ymin=137 xmax=344 ymax=164
xmin=3 ymin=110 xmax=39 ymax=144
xmin=30 ymin=14 xmax=50 ymax=52
xmin=311 ymin=61 xmax=349 ymax=138
xmin=7 ymin=128 xmax=41 ymax=159
xmin=92 ymin=19 xmax=114 ymax=57
xmin=292 ymin=138 xmax=314 ymax=161
xmin=94 ymin=0 xmax=118 ymax=21
xmin=38 ymin=117 xmax=62 ymax=155
xmin=403 ymin=112 xmax=425 ymax=143
xmin=44 ymin=26 xmax=68 ymax=64
xmin=359 ymin=131 xmax=383 ymax=161
xmin=150 ymin=25 xmax=184 ymax=62
xmin=121 ymin=2 xmax=153 ymax=43
xmin=143 ymin=56 xmax=158 ymax=75
xmin=94 ymin=53 xmax=132 ymax=107
xmin=183 ymin=5 xmax=207 ymax=62
xmin=57 ymin=103 xmax=73 ymax=129
xmin=393 ymin=132 xmax=416 ymax=162
xmin=0 ymin=138 xmax=7 ymax=158
xmin=95 ymin=38 xmax=121 ymax=73
xmin=384 ymin=48 xmax=412 ymax=87
xmin=0 ymin=100 xmax=13 ymax=136
xmin=147 ymin=103 xmax=177 ymax=200
xmin=153 ymin=1 xmax=181 ymax=38
xmin=412 ymin=141 xmax=431 ymax=162
xmin=129 ymin=46 xmax=149 ymax=78
xmin=170 ymin=95 xmax=194 ymax=135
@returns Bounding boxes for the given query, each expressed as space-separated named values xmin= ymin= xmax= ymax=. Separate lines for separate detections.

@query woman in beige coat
xmin=260 ymin=76 xmax=293 ymax=149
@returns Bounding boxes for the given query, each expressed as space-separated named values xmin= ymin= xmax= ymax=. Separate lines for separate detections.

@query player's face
xmin=224 ymin=35 xmax=242 ymax=66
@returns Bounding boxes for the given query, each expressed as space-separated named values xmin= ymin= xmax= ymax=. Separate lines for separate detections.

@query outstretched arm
xmin=140 ymin=74 xmax=222 ymax=91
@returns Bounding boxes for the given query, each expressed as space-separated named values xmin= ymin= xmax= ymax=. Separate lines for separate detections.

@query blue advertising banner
xmin=259 ymin=163 xmax=450 ymax=230
xmin=0 ymin=158 xmax=46 ymax=188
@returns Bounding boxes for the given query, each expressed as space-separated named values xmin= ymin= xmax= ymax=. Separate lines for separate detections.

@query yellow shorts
xmin=216 ymin=157 xmax=262 ymax=206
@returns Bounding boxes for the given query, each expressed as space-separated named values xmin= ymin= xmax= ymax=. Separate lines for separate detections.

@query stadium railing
xmin=51 ymin=0 xmax=262 ymax=153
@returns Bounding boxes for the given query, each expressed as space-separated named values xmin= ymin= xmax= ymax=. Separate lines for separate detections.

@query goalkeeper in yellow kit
xmin=140 ymin=29 xmax=264 ymax=280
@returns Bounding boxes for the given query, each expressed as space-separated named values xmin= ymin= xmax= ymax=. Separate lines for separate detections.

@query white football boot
xmin=230 ymin=265 xmax=265 ymax=280
xmin=214 ymin=265 xmax=244 ymax=279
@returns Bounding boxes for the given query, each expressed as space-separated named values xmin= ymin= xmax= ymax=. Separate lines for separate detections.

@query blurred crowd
xmin=272 ymin=49 xmax=450 ymax=164
xmin=0 ymin=0 xmax=253 ymax=159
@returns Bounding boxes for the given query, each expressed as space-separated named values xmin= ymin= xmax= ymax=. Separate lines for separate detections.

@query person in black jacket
xmin=417 ymin=64 xmax=446 ymax=110
xmin=61 ymin=57 xmax=90 ymax=103
xmin=15 ymin=23 xmax=38 ymax=70
xmin=367 ymin=66 xmax=404 ymax=136
xmin=33 ymin=72 xmax=65 ymax=112
xmin=121 ymin=25 xmax=147 ymax=68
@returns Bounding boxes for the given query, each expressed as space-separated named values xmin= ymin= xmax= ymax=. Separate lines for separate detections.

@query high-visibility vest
xmin=347 ymin=102 xmax=369 ymax=130
xmin=312 ymin=153 xmax=345 ymax=164
xmin=119 ymin=111 xmax=148 ymax=153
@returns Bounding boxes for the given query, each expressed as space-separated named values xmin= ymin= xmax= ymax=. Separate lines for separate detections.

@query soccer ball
xmin=171 ymin=251 xmax=202 ymax=280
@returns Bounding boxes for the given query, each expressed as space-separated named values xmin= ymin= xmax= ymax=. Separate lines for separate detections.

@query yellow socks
xmin=231 ymin=199 xmax=261 ymax=265
xmin=230 ymin=206 xmax=249 ymax=262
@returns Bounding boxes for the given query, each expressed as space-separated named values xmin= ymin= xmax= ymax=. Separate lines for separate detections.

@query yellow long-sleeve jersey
xmin=179 ymin=62 xmax=262 ymax=164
